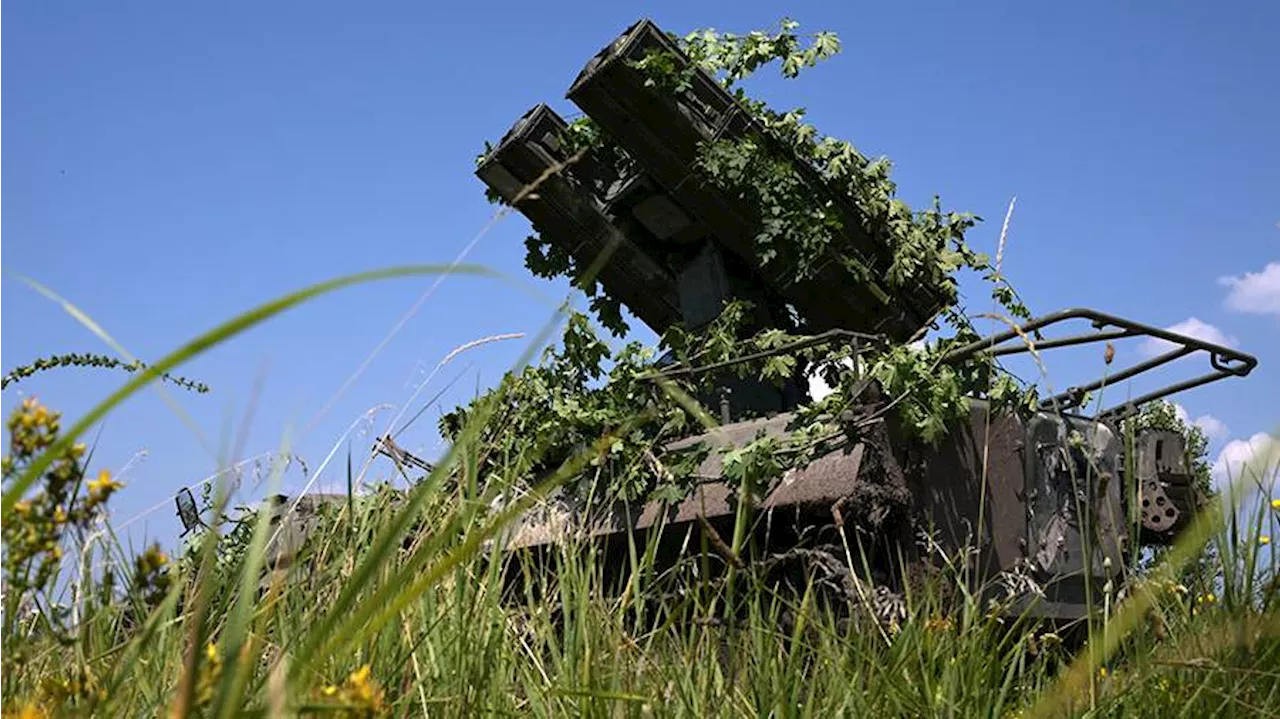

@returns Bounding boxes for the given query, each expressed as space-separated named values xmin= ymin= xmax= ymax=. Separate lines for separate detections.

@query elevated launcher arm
xmin=640 ymin=308 xmax=1256 ymax=425
xmin=938 ymin=308 xmax=1257 ymax=421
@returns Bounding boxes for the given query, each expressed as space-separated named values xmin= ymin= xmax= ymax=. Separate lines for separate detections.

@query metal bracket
xmin=640 ymin=328 xmax=882 ymax=383
xmin=374 ymin=435 xmax=434 ymax=474
xmin=940 ymin=308 xmax=1257 ymax=420
xmin=175 ymin=487 xmax=206 ymax=537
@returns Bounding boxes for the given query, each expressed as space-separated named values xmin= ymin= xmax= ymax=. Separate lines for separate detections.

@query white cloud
xmin=1219 ymin=261 xmax=1280 ymax=317
xmin=1172 ymin=403 xmax=1231 ymax=442
xmin=1194 ymin=415 xmax=1230 ymax=442
xmin=1211 ymin=431 xmax=1280 ymax=493
xmin=1139 ymin=317 xmax=1237 ymax=358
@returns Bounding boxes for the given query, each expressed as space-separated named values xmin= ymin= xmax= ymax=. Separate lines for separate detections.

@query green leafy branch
xmin=439 ymin=295 xmax=1043 ymax=508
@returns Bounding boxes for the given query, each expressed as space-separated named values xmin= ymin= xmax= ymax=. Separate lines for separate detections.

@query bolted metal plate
xmin=1133 ymin=429 xmax=1196 ymax=543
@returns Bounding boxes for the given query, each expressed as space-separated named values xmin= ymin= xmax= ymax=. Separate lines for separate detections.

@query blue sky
xmin=4 ymin=1 xmax=1277 ymax=551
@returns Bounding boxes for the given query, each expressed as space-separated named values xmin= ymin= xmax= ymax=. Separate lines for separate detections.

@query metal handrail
xmin=939 ymin=307 xmax=1258 ymax=420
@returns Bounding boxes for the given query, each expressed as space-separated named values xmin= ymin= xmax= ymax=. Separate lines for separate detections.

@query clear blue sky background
xmin=4 ymin=1 xmax=1277 ymax=553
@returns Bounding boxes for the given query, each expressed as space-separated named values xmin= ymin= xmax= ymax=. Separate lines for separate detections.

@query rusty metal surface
xmin=563 ymin=18 xmax=942 ymax=341
xmin=475 ymin=103 xmax=683 ymax=333
xmin=500 ymin=412 xmax=869 ymax=551
xmin=636 ymin=444 xmax=867 ymax=531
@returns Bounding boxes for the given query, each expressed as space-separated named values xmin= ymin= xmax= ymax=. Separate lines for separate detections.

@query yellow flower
xmin=14 ymin=500 xmax=32 ymax=515
xmin=1198 ymin=592 xmax=1216 ymax=604
xmin=925 ymin=617 xmax=953 ymax=632
xmin=1272 ymin=498 xmax=1280 ymax=511
xmin=346 ymin=664 xmax=379 ymax=704
xmin=86 ymin=470 xmax=123 ymax=502
xmin=315 ymin=663 xmax=386 ymax=714
xmin=53 ymin=506 xmax=67 ymax=524
xmin=1098 ymin=667 xmax=1109 ymax=678
xmin=13 ymin=703 xmax=51 ymax=719
xmin=1261 ymin=536 xmax=1272 ymax=546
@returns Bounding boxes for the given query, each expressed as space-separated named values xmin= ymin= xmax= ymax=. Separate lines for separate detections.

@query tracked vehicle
xmin=180 ymin=19 xmax=1259 ymax=626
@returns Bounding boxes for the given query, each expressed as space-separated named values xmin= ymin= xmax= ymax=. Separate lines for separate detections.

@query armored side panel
xmin=1020 ymin=413 xmax=1127 ymax=617
xmin=475 ymin=104 xmax=683 ymax=334
xmin=1131 ymin=429 xmax=1197 ymax=544
xmin=879 ymin=401 xmax=1129 ymax=619
xmin=906 ymin=400 xmax=1028 ymax=589
xmin=499 ymin=412 xmax=885 ymax=552
xmin=565 ymin=19 xmax=945 ymax=341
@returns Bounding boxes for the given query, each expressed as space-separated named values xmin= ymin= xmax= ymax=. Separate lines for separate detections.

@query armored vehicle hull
xmin=493 ymin=394 xmax=1130 ymax=624
xmin=180 ymin=310 xmax=1253 ymax=632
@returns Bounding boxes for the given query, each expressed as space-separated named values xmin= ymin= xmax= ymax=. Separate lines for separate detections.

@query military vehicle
xmin=467 ymin=18 xmax=1258 ymax=624
xmin=179 ymin=18 xmax=1258 ymax=628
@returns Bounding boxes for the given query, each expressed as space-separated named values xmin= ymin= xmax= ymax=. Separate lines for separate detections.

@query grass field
xmin=2 ymin=267 xmax=1278 ymax=719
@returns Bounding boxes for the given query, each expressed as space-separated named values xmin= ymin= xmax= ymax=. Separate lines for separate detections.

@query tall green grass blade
xmin=294 ymin=410 xmax=653 ymax=682
xmin=210 ymin=436 xmax=294 ymax=719
xmin=3 ymin=264 xmax=501 ymax=516
xmin=172 ymin=468 xmax=239 ymax=718
xmin=281 ymin=299 xmax=571 ymax=686
xmin=98 ymin=571 xmax=187 ymax=715
xmin=11 ymin=273 xmax=214 ymax=453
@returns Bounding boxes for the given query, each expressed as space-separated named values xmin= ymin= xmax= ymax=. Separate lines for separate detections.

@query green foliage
xmin=465 ymin=15 xmax=1044 ymax=498
xmin=6 ymin=16 xmax=1272 ymax=716
xmin=678 ymin=24 xmax=1031 ymax=326
xmin=2 ymin=397 xmax=172 ymax=712
xmin=436 ymin=299 xmax=847 ymax=503
xmin=478 ymin=17 xmax=1031 ymax=337
xmin=438 ymin=310 xmax=706 ymax=502
xmin=436 ymin=293 xmax=1044 ymax=507
xmin=1 ymin=259 xmax=1273 ymax=718
xmin=673 ymin=17 xmax=841 ymax=88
